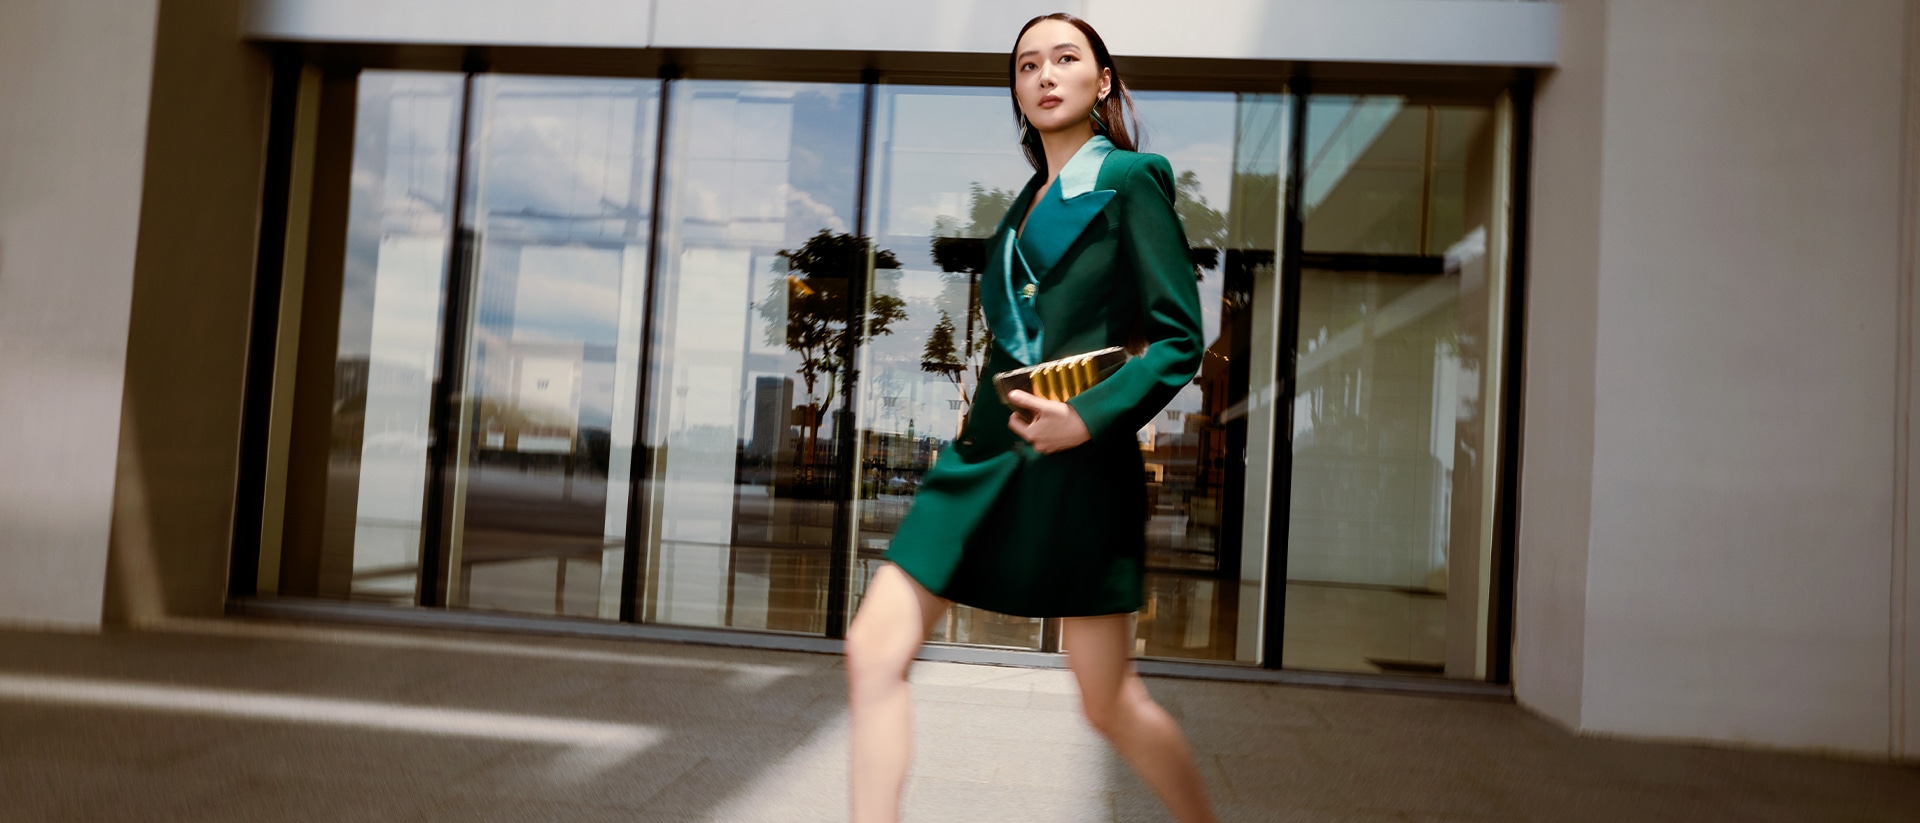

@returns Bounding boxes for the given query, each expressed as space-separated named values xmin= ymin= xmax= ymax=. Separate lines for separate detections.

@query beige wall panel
xmin=1087 ymin=0 xmax=1558 ymax=66
xmin=244 ymin=0 xmax=1560 ymax=66
xmin=106 ymin=0 xmax=275 ymax=624
xmin=1582 ymin=0 xmax=1906 ymax=754
xmin=1513 ymin=0 xmax=1607 ymax=728
xmin=1903 ymin=0 xmax=1920 ymax=763
xmin=0 ymin=1 xmax=162 ymax=628
xmin=247 ymin=0 xmax=651 ymax=48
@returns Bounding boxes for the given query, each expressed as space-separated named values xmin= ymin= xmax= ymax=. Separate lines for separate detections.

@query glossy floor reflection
xmin=412 ymin=526 xmax=1449 ymax=674
xmin=1281 ymin=582 xmax=1447 ymax=675
xmin=1137 ymin=576 xmax=1448 ymax=674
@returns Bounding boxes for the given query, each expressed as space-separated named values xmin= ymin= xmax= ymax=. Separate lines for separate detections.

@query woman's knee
xmin=1081 ymin=677 xmax=1151 ymax=739
xmin=1081 ymin=696 xmax=1119 ymax=738
xmin=845 ymin=609 xmax=914 ymax=692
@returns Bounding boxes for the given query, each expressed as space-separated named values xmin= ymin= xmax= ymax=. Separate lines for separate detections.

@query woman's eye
xmin=1020 ymin=62 xmax=1035 ymax=71
xmin=1059 ymin=54 xmax=1077 ymax=64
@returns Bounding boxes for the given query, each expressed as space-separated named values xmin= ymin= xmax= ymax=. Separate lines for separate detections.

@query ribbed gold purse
xmin=992 ymin=346 xmax=1129 ymax=410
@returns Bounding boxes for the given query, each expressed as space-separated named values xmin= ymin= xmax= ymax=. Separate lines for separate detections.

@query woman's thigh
xmin=1060 ymin=614 xmax=1138 ymax=712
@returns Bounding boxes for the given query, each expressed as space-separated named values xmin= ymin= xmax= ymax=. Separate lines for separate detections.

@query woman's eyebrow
xmin=1016 ymin=43 xmax=1082 ymax=60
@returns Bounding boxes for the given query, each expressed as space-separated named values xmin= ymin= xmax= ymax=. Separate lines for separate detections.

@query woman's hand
xmin=1006 ymin=389 xmax=1092 ymax=454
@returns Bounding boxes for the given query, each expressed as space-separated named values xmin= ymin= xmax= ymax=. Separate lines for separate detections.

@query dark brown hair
xmin=1009 ymin=13 xmax=1141 ymax=171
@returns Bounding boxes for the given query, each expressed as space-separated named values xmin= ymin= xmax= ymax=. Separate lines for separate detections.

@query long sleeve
xmin=1066 ymin=153 xmax=1205 ymax=443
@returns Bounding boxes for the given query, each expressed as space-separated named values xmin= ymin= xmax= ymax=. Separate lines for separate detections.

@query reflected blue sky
xmin=338 ymin=72 xmax=464 ymax=361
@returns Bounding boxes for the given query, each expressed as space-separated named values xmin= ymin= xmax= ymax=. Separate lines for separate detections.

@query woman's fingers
xmin=1005 ymin=389 xmax=1047 ymax=416
xmin=1007 ymin=408 xmax=1033 ymax=440
xmin=1004 ymin=389 xmax=1090 ymax=454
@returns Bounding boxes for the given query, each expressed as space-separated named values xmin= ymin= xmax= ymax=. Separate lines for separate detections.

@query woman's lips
xmin=1039 ymin=95 xmax=1062 ymax=109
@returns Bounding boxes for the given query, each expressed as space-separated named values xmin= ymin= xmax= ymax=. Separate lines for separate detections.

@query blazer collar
xmin=980 ymin=136 xmax=1119 ymax=368
xmin=1015 ymin=135 xmax=1117 ymax=280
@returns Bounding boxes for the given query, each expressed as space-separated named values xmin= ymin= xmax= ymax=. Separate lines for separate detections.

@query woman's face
xmin=1013 ymin=19 xmax=1111 ymax=135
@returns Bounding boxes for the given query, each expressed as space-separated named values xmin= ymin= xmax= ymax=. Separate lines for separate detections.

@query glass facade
xmin=446 ymin=75 xmax=662 ymax=619
xmin=263 ymin=67 xmax=1518 ymax=680
xmin=640 ymin=80 xmax=866 ymax=634
xmin=1126 ymin=91 xmax=1289 ymax=663
xmin=1283 ymin=96 xmax=1510 ymax=678
xmin=854 ymin=84 xmax=1043 ymax=648
xmin=278 ymin=71 xmax=461 ymax=605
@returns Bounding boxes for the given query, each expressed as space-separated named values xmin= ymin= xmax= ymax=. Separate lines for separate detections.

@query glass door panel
xmin=1125 ymin=92 xmax=1288 ymax=664
xmin=639 ymin=80 xmax=865 ymax=634
xmin=1281 ymin=96 xmax=1506 ymax=677
xmin=278 ymin=71 xmax=463 ymax=604
xmin=439 ymin=75 xmax=662 ymax=618
xmin=853 ymin=84 xmax=1042 ymax=648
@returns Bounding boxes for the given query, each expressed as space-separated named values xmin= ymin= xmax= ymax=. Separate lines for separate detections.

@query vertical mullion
xmin=1490 ymin=74 xmax=1535 ymax=684
xmin=827 ymin=71 xmax=880 ymax=640
xmin=417 ymin=62 xmax=483 ymax=608
xmin=230 ymin=52 xmax=305 ymax=599
xmin=1420 ymin=106 xmax=1438 ymax=254
xmin=1262 ymin=82 xmax=1310 ymax=669
xmin=621 ymin=66 xmax=680 ymax=624
xmin=1217 ymin=97 xmax=1254 ymax=583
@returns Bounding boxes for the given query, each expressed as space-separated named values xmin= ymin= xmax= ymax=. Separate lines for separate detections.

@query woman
xmin=845 ymin=13 xmax=1218 ymax=823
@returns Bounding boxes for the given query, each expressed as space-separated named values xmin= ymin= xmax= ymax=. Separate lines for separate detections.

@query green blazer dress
xmin=885 ymin=135 xmax=1205 ymax=618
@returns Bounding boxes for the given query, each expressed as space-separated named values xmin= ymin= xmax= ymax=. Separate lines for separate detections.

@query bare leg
xmin=846 ymin=564 xmax=949 ymax=823
xmin=1063 ymin=615 xmax=1219 ymax=823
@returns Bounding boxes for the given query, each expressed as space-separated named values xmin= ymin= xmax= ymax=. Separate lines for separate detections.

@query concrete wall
xmin=1524 ymin=0 xmax=1917 ymax=758
xmin=1513 ymin=0 xmax=1605 ymax=730
xmin=0 ymin=1 xmax=162 ymax=629
xmin=242 ymin=0 xmax=1560 ymax=66
xmin=104 ymin=0 xmax=275 ymax=624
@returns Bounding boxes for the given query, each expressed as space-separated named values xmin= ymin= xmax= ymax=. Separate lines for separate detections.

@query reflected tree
xmin=920 ymin=310 xmax=966 ymax=407
xmin=762 ymin=229 xmax=904 ymax=476
xmin=1175 ymin=169 xmax=1228 ymax=276
xmin=928 ymin=183 xmax=1015 ymax=403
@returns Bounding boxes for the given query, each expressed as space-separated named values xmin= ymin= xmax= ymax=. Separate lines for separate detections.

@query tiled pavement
xmin=0 ymin=620 xmax=1915 ymax=822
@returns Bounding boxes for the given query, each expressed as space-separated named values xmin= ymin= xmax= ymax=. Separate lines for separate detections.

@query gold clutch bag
xmin=992 ymin=346 xmax=1129 ymax=410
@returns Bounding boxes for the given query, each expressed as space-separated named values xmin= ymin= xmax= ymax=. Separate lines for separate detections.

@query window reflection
xmin=279 ymin=71 xmax=462 ymax=604
xmin=438 ymin=74 xmax=662 ymax=620
xmin=268 ymin=68 xmax=1514 ymax=681
xmin=642 ymin=81 xmax=865 ymax=634
xmin=855 ymin=85 xmax=1041 ymax=648
xmin=1303 ymin=98 xmax=1487 ymax=256
xmin=1125 ymin=92 xmax=1287 ymax=664
xmin=1284 ymin=95 xmax=1505 ymax=677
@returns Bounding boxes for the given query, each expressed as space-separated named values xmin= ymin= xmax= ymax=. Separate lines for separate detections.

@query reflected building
xmin=746 ymin=375 xmax=795 ymax=461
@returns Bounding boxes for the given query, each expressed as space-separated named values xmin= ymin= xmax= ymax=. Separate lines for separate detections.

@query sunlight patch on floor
xmin=0 ymin=672 xmax=662 ymax=752
xmin=150 ymin=617 xmax=802 ymax=689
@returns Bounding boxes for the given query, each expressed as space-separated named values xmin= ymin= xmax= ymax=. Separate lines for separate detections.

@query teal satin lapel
xmin=981 ymin=176 xmax=1045 ymax=367
xmin=1016 ymin=136 xmax=1116 ymax=281
xmin=995 ymin=233 xmax=1046 ymax=366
